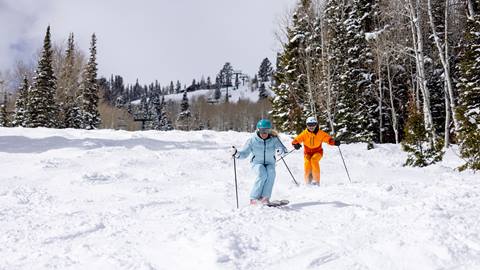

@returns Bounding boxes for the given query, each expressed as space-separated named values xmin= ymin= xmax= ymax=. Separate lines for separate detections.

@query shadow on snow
xmin=0 ymin=136 xmax=219 ymax=153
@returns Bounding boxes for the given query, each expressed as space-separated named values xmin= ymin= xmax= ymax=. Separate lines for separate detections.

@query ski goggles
xmin=257 ymin=128 xmax=272 ymax=134
xmin=306 ymin=123 xmax=317 ymax=127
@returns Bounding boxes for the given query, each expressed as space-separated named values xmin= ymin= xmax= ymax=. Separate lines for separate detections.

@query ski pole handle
xmin=276 ymin=149 xmax=295 ymax=163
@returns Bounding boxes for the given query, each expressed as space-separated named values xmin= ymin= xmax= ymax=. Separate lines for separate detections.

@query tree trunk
xmin=427 ymin=0 xmax=459 ymax=147
xmin=406 ymin=0 xmax=436 ymax=144
xmin=386 ymin=56 xmax=399 ymax=144
xmin=377 ymin=50 xmax=384 ymax=143
xmin=303 ymin=46 xmax=317 ymax=117
xmin=320 ymin=17 xmax=336 ymax=133
xmin=467 ymin=0 xmax=475 ymax=17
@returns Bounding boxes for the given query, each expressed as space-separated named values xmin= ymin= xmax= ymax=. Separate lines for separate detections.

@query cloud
xmin=0 ymin=0 xmax=295 ymax=86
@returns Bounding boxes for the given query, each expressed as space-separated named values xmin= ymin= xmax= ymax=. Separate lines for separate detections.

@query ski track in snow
xmin=0 ymin=127 xmax=479 ymax=270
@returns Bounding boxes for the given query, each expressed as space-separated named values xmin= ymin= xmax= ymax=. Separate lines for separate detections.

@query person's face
xmin=307 ymin=123 xmax=317 ymax=131
xmin=258 ymin=128 xmax=271 ymax=139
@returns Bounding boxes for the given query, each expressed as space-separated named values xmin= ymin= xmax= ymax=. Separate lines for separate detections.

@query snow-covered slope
xmin=1 ymin=127 xmax=479 ymax=269
xmin=132 ymin=83 xmax=271 ymax=105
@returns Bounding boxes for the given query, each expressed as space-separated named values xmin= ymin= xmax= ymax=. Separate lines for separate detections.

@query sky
xmin=0 ymin=0 xmax=296 ymax=87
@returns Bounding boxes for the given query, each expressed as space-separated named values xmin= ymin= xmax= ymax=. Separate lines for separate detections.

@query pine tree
xmin=0 ymin=100 xmax=8 ymax=127
xmin=13 ymin=75 xmax=29 ymax=127
xmin=258 ymin=58 xmax=273 ymax=82
xmin=327 ymin=0 xmax=377 ymax=146
xmin=153 ymin=95 xmax=173 ymax=131
xmin=206 ymin=76 xmax=212 ymax=89
xmin=175 ymin=80 xmax=181 ymax=94
xmin=176 ymin=90 xmax=192 ymax=130
xmin=169 ymin=81 xmax=174 ymax=94
xmin=402 ymin=97 xmax=444 ymax=167
xmin=258 ymin=83 xmax=269 ymax=99
xmin=199 ymin=76 xmax=206 ymax=89
xmin=63 ymin=96 xmax=83 ymax=128
xmin=28 ymin=26 xmax=58 ymax=128
xmin=81 ymin=33 xmax=101 ymax=129
xmin=221 ymin=62 xmax=234 ymax=87
xmin=271 ymin=0 xmax=313 ymax=134
xmin=456 ymin=1 xmax=480 ymax=171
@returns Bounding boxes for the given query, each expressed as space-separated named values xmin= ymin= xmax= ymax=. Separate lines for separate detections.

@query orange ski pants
xmin=304 ymin=153 xmax=322 ymax=183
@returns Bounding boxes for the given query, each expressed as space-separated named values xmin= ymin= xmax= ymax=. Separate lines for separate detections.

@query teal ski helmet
xmin=256 ymin=119 xmax=272 ymax=129
xmin=256 ymin=119 xmax=272 ymax=134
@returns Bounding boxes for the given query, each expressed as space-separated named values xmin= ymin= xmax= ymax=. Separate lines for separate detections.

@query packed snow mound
xmin=0 ymin=127 xmax=479 ymax=270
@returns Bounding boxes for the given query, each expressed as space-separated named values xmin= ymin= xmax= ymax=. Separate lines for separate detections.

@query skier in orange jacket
xmin=292 ymin=116 xmax=340 ymax=185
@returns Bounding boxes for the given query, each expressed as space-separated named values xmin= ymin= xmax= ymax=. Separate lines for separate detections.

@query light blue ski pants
xmin=250 ymin=164 xmax=276 ymax=200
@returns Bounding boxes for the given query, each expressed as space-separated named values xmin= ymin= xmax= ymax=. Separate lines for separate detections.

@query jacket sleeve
xmin=321 ymin=130 xmax=335 ymax=145
xmin=236 ymin=138 xmax=252 ymax=159
xmin=292 ymin=130 xmax=305 ymax=145
xmin=275 ymin=137 xmax=288 ymax=154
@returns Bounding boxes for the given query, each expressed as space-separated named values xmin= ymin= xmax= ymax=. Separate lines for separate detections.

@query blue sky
xmin=0 ymin=0 xmax=296 ymax=86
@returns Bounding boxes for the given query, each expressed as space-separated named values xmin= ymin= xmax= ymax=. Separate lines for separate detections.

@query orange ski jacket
xmin=292 ymin=128 xmax=335 ymax=155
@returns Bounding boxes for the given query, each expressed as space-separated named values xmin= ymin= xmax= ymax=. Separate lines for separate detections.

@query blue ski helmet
xmin=256 ymin=119 xmax=272 ymax=129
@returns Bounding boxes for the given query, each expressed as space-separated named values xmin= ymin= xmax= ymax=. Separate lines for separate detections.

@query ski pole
xmin=280 ymin=156 xmax=299 ymax=186
xmin=232 ymin=149 xmax=239 ymax=209
xmin=337 ymin=145 xmax=352 ymax=183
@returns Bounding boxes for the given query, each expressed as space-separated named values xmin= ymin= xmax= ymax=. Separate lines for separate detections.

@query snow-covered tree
xmin=271 ymin=0 xmax=314 ymax=134
xmin=214 ymin=76 xmax=221 ymax=100
xmin=13 ymin=75 xmax=29 ymax=127
xmin=176 ymin=90 xmax=192 ymax=130
xmin=153 ymin=95 xmax=173 ymax=131
xmin=0 ymin=103 xmax=8 ymax=127
xmin=81 ymin=33 xmax=101 ymax=129
xmin=402 ymin=99 xmax=444 ymax=167
xmin=28 ymin=26 xmax=59 ymax=128
xmin=456 ymin=0 xmax=480 ymax=171
xmin=326 ymin=0 xmax=377 ymax=146
xmin=175 ymin=80 xmax=182 ymax=94
xmin=63 ymin=96 xmax=83 ymax=128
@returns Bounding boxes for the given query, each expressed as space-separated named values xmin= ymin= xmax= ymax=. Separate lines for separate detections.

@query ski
xmin=267 ymin=199 xmax=289 ymax=207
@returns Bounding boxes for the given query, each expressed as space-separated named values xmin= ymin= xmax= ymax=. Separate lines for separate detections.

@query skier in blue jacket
xmin=231 ymin=119 xmax=288 ymax=205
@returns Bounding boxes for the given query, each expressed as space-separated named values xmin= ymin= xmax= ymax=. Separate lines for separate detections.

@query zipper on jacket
xmin=263 ymin=140 xmax=266 ymax=164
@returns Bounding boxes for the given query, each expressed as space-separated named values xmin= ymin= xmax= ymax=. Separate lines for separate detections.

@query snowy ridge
xmin=131 ymin=83 xmax=270 ymax=105
xmin=0 ymin=127 xmax=479 ymax=269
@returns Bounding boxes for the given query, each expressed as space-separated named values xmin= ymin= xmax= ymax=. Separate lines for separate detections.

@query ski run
xmin=0 ymin=127 xmax=479 ymax=270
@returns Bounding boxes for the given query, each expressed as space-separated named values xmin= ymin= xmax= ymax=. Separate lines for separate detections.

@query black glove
xmin=334 ymin=140 xmax=341 ymax=146
xmin=230 ymin=146 xmax=238 ymax=157
xmin=293 ymin=143 xmax=302 ymax=150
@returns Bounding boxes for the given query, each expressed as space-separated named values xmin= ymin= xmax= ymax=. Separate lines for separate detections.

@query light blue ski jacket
xmin=236 ymin=133 xmax=287 ymax=165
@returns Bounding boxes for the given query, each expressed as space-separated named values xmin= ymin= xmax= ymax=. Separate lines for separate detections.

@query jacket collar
xmin=306 ymin=126 xmax=319 ymax=134
xmin=255 ymin=132 xmax=272 ymax=141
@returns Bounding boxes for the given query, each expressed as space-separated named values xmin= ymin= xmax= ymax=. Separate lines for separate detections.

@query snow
xmin=1 ymin=127 xmax=479 ymax=270
xmin=131 ymin=83 xmax=268 ymax=105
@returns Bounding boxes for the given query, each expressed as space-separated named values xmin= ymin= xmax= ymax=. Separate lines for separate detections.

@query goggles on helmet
xmin=258 ymin=128 xmax=272 ymax=134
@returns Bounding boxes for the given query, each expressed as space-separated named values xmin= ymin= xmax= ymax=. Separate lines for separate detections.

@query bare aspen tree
xmin=427 ymin=0 xmax=459 ymax=147
xmin=386 ymin=56 xmax=400 ymax=143
xmin=319 ymin=16 xmax=337 ymax=133
xmin=467 ymin=0 xmax=475 ymax=17
xmin=404 ymin=0 xmax=437 ymax=144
